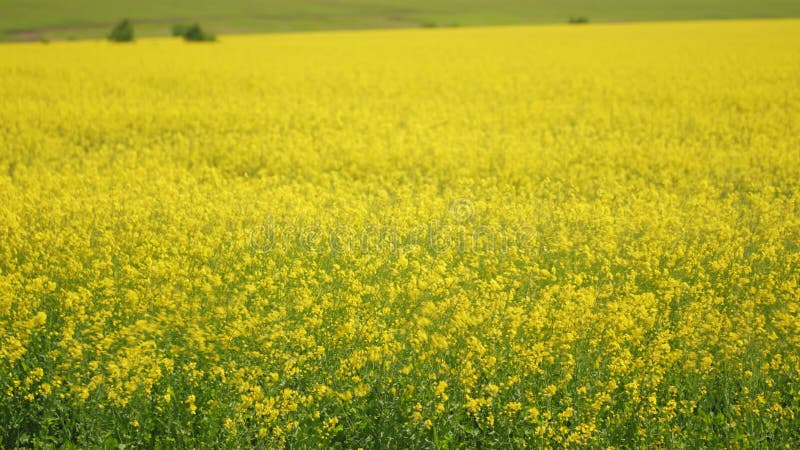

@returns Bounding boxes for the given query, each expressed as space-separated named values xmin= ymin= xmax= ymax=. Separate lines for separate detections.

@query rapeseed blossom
xmin=1 ymin=18 xmax=799 ymax=448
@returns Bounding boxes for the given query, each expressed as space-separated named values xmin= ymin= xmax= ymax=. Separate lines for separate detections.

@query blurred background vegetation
xmin=1 ymin=0 xmax=799 ymax=41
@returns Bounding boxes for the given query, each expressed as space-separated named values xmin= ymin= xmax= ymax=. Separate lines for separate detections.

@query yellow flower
xmin=354 ymin=383 xmax=370 ymax=397
xmin=1 ymin=17 xmax=798 ymax=449
xmin=185 ymin=394 xmax=197 ymax=415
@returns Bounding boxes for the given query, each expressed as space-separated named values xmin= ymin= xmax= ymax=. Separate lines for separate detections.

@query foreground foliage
xmin=1 ymin=20 xmax=799 ymax=448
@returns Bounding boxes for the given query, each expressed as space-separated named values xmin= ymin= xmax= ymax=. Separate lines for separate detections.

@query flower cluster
xmin=1 ymin=19 xmax=799 ymax=448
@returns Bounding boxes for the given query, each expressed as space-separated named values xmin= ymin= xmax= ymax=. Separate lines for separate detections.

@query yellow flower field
xmin=1 ymin=19 xmax=799 ymax=448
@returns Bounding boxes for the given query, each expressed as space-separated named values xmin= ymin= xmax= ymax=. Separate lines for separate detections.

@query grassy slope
xmin=1 ymin=0 xmax=799 ymax=40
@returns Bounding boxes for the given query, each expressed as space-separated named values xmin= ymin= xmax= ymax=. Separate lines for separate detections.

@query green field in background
xmin=1 ymin=0 xmax=800 ymax=41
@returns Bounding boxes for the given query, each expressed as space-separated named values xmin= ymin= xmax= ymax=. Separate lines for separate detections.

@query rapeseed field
xmin=1 ymin=19 xmax=799 ymax=448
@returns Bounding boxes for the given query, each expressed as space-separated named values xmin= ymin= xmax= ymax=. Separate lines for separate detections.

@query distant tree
xmin=182 ymin=24 xmax=216 ymax=42
xmin=172 ymin=23 xmax=191 ymax=37
xmin=108 ymin=19 xmax=134 ymax=42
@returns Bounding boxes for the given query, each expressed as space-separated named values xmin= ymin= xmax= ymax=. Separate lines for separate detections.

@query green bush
xmin=171 ymin=23 xmax=192 ymax=37
xmin=568 ymin=16 xmax=590 ymax=24
xmin=181 ymin=24 xmax=216 ymax=42
xmin=108 ymin=19 xmax=134 ymax=42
